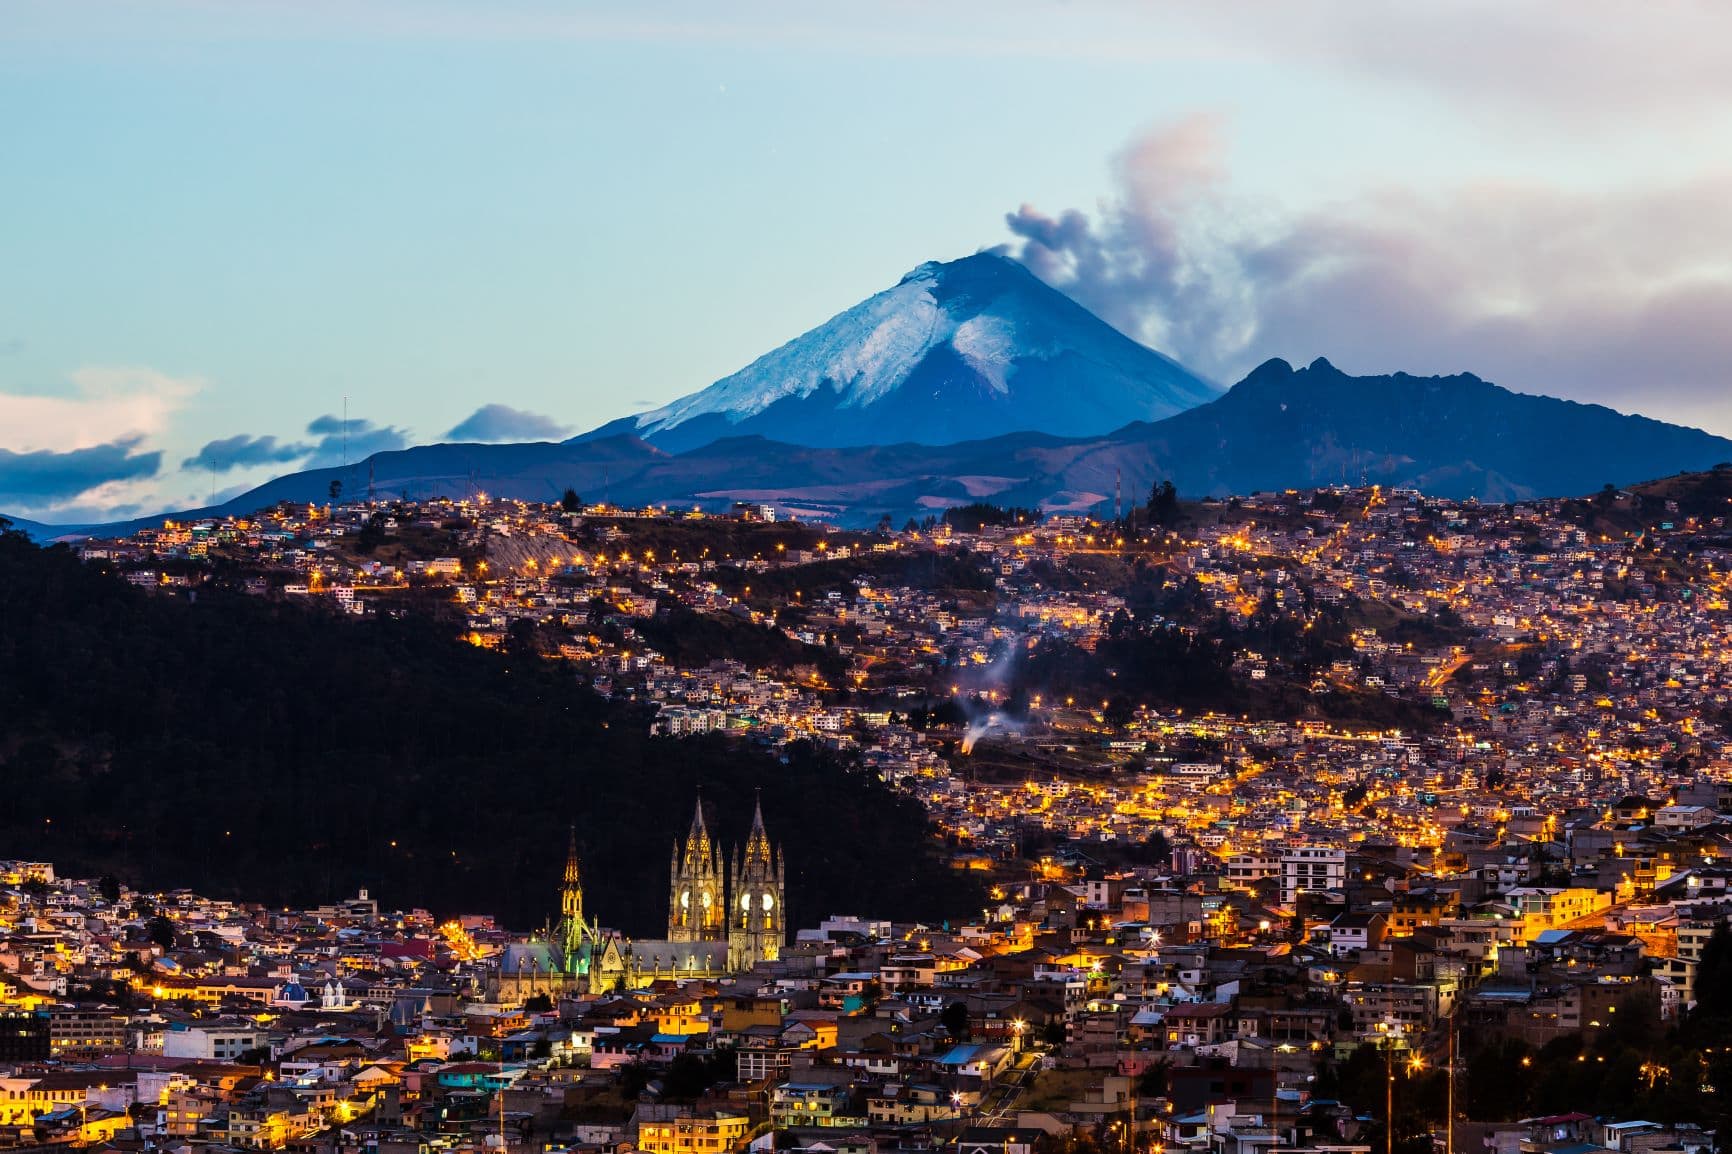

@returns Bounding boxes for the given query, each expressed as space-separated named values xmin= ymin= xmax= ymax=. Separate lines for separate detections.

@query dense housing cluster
xmin=12 ymin=476 xmax=1732 ymax=1154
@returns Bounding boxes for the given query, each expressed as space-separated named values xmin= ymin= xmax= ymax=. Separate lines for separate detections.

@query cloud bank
xmin=0 ymin=438 xmax=163 ymax=510
xmin=302 ymin=414 xmax=409 ymax=466
xmin=0 ymin=367 xmax=202 ymax=516
xmin=446 ymin=403 xmax=571 ymax=443
xmin=997 ymin=118 xmax=1732 ymax=433
xmin=0 ymin=367 xmax=199 ymax=455
xmin=182 ymin=434 xmax=314 ymax=473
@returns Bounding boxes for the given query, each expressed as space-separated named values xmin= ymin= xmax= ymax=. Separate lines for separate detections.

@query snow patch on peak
xmin=951 ymin=314 xmax=1018 ymax=395
xmin=897 ymin=260 xmax=947 ymax=287
xmin=638 ymin=268 xmax=973 ymax=430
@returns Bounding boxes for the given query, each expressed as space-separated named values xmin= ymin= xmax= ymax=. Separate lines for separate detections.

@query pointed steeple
xmin=560 ymin=825 xmax=584 ymax=928
xmin=553 ymin=823 xmax=592 ymax=982
xmin=669 ymin=790 xmax=725 ymax=942
xmin=728 ymin=787 xmax=785 ymax=971
xmin=744 ymin=789 xmax=773 ymax=866
xmin=689 ymin=792 xmax=709 ymax=844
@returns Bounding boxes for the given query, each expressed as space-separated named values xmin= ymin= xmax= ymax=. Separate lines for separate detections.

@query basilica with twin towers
xmin=494 ymin=793 xmax=786 ymax=1001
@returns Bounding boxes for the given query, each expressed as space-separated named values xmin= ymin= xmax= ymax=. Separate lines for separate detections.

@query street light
xmin=1375 ymin=1020 xmax=1404 ymax=1154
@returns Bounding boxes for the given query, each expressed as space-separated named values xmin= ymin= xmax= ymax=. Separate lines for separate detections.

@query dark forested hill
xmin=0 ymin=523 xmax=980 ymax=933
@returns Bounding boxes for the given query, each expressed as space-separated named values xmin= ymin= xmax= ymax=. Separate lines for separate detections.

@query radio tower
xmin=1115 ymin=468 xmax=1123 ymax=522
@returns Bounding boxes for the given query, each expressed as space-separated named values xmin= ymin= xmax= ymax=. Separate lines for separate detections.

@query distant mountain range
xmin=16 ymin=356 xmax=1732 ymax=539
xmin=1052 ymin=356 xmax=1732 ymax=505
xmin=10 ymin=251 xmax=1732 ymax=538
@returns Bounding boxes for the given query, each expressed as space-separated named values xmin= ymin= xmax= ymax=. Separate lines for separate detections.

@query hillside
xmin=1085 ymin=357 xmax=1732 ymax=501
xmin=0 ymin=522 xmax=981 ymax=932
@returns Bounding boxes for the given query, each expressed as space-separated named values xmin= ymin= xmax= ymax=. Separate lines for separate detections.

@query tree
xmin=942 ymin=503 xmax=1041 ymax=533
xmin=1136 ymin=1059 xmax=1171 ymax=1097
xmin=97 ymin=874 xmax=122 ymax=904
xmin=1692 ymin=923 xmax=1732 ymax=1023
xmin=561 ymin=489 xmax=582 ymax=513
xmin=1146 ymin=480 xmax=1179 ymax=528
xmin=505 ymin=618 xmax=540 ymax=659
xmin=354 ymin=515 xmax=387 ymax=554
xmin=1462 ymin=1038 xmax=1535 ymax=1122
xmin=329 ymin=479 xmax=344 ymax=503
xmin=941 ymin=1001 xmax=972 ymax=1041
xmin=147 ymin=915 xmax=177 ymax=949
xmin=523 ymin=993 xmax=553 ymax=1013
xmin=662 ymin=1051 xmax=732 ymax=1101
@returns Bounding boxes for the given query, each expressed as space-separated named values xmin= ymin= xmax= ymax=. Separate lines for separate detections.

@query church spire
xmin=688 ymin=793 xmax=709 ymax=849
xmin=558 ymin=824 xmax=588 ymax=974
xmin=744 ymin=789 xmax=773 ymax=866
xmin=669 ymin=791 xmax=725 ymax=942
xmin=729 ymin=787 xmax=784 ymax=971
xmin=561 ymin=825 xmax=583 ymax=925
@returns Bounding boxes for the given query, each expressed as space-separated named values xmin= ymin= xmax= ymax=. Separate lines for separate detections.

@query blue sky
xmin=4 ymin=1 xmax=1732 ymax=520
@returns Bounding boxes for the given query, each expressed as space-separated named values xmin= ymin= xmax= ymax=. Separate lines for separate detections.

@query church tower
xmin=729 ymin=793 xmax=785 ymax=971
xmin=558 ymin=826 xmax=588 ymax=970
xmin=668 ymin=796 xmax=725 ymax=941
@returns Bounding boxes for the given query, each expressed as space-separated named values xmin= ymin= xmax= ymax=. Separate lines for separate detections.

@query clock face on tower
xmin=741 ymin=894 xmax=752 ymax=911
xmin=762 ymin=893 xmax=774 ymax=911
xmin=701 ymin=891 xmax=712 ymax=909
xmin=680 ymin=890 xmax=690 ymax=908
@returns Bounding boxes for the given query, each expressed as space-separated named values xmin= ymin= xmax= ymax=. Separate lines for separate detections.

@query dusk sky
xmin=5 ymin=1 xmax=1732 ymax=520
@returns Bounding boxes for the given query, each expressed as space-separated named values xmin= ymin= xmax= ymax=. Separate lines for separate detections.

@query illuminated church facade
xmin=493 ymin=795 xmax=785 ymax=1002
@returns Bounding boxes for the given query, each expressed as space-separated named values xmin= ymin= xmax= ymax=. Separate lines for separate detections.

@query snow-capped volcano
xmin=581 ymin=252 xmax=1217 ymax=451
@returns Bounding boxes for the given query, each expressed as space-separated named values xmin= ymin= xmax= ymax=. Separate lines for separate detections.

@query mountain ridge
xmin=14 ymin=358 xmax=1732 ymax=538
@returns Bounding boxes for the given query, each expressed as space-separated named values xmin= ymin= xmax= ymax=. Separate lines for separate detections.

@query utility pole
xmin=1379 ymin=1021 xmax=1397 ymax=1154
xmin=1446 ymin=1015 xmax=1456 ymax=1154
xmin=1271 ymin=1055 xmax=1280 ymax=1154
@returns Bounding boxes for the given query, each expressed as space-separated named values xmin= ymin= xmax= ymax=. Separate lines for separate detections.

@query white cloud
xmin=1000 ymin=121 xmax=1732 ymax=434
xmin=0 ymin=366 xmax=201 ymax=454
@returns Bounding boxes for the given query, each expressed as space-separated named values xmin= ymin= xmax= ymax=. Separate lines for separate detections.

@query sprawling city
xmin=7 ymin=470 xmax=1732 ymax=1154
